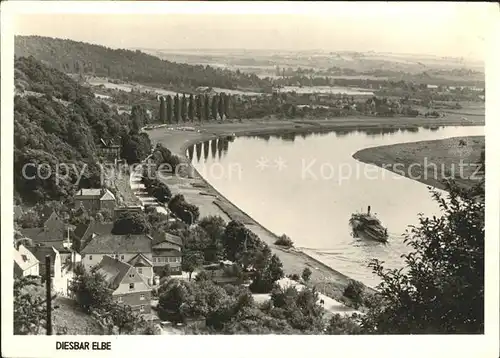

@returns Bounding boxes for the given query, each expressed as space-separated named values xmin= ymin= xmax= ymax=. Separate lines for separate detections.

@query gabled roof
xmin=75 ymin=188 xmax=103 ymax=198
xmin=14 ymin=245 xmax=39 ymax=271
xmin=36 ymin=240 xmax=73 ymax=253
xmin=81 ymin=233 xmax=153 ymax=255
xmin=73 ymin=222 xmax=91 ymax=241
xmin=100 ymin=189 xmax=116 ymax=201
xmin=74 ymin=221 xmax=113 ymax=241
xmin=95 ymin=255 xmax=133 ymax=290
xmin=75 ymin=188 xmax=116 ymax=201
xmin=31 ymin=246 xmax=59 ymax=267
xmin=127 ymin=253 xmax=153 ymax=267
xmin=151 ymin=231 xmax=183 ymax=248
xmin=99 ymin=138 xmax=120 ymax=148
xmin=43 ymin=212 xmax=66 ymax=232
xmin=77 ymin=221 xmax=114 ymax=251
xmin=96 ymin=255 xmax=150 ymax=291
xmin=19 ymin=227 xmax=65 ymax=243
xmin=152 ymin=248 xmax=181 ymax=257
xmin=152 ymin=241 xmax=181 ymax=251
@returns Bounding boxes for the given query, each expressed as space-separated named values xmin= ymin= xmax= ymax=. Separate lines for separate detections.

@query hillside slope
xmin=15 ymin=36 xmax=272 ymax=91
xmin=14 ymin=56 xmax=151 ymax=204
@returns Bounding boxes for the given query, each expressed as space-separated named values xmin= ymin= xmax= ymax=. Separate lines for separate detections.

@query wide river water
xmin=189 ymin=125 xmax=484 ymax=287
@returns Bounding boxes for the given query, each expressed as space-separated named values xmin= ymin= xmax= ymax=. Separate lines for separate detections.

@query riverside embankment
xmin=145 ymin=115 xmax=484 ymax=300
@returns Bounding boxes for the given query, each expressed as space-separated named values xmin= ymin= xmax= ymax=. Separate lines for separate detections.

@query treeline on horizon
xmin=14 ymin=36 xmax=272 ymax=92
xmin=271 ymin=66 xmax=485 ymax=88
xmin=272 ymin=75 xmax=485 ymax=92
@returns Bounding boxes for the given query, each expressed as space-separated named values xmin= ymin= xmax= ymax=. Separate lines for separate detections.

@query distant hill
xmin=14 ymin=56 xmax=151 ymax=204
xmin=15 ymin=36 xmax=272 ymax=91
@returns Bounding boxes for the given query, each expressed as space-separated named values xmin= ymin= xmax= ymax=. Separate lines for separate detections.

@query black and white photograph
xmin=1 ymin=2 xmax=498 ymax=358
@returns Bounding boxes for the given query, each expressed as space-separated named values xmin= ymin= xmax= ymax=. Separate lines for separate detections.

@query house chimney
xmin=367 ymin=206 xmax=371 ymax=215
xmin=63 ymin=227 xmax=72 ymax=249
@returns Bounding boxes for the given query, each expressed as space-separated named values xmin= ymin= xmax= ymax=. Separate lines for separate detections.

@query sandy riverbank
xmin=353 ymin=135 xmax=485 ymax=193
xmin=145 ymin=116 xmax=484 ymax=299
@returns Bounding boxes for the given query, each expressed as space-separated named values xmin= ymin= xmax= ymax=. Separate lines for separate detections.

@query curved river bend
xmin=189 ymin=126 xmax=484 ymax=287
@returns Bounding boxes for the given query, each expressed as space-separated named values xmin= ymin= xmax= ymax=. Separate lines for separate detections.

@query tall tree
xmin=70 ymin=265 xmax=113 ymax=313
xmin=174 ymin=94 xmax=180 ymax=123
xmin=211 ymin=94 xmax=218 ymax=120
xmin=166 ymin=95 xmax=173 ymax=124
xmin=218 ymin=93 xmax=225 ymax=120
xmin=181 ymin=94 xmax=187 ymax=122
xmin=360 ymin=182 xmax=485 ymax=334
xmin=130 ymin=104 xmax=148 ymax=134
xmin=182 ymin=250 xmax=204 ymax=281
xmin=112 ymin=211 xmax=151 ymax=235
xmin=196 ymin=95 xmax=202 ymax=122
xmin=204 ymin=95 xmax=210 ymax=122
xmin=188 ymin=94 xmax=194 ymax=121
xmin=159 ymin=96 xmax=166 ymax=123
xmin=224 ymin=94 xmax=231 ymax=119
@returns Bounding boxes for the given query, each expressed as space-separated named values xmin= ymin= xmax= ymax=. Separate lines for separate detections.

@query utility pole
xmin=184 ymin=210 xmax=194 ymax=226
xmin=45 ymin=255 xmax=52 ymax=335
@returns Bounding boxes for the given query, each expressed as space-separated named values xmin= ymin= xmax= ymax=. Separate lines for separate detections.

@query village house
xmin=18 ymin=209 xmax=82 ymax=281
xmin=151 ymin=231 xmax=183 ymax=274
xmin=73 ymin=221 xmax=114 ymax=251
xmin=127 ymin=253 xmax=154 ymax=286
xmin=95 ymin=255 xmax=152 ymax=313
xmin=80 ymin=233 xmax=153 ymax=272
xmin=30 ymin=245 xmax=81 ymax=296
xmin=74 ymin=188 xmax=116 ymax=214
xmin=14 ymin=245 xmax=39 ymax=277
xmin=19 ymin=210 xmax=73 ymax=252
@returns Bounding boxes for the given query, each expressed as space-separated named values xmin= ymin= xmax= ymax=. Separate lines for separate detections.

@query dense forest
xmin=15 ymin=36 xmax=272 ymax=92
xmin=14 ymin=56 xmax=151 ymax=204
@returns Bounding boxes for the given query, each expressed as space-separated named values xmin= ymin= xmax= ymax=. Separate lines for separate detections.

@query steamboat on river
xmin=349 ymin=206 xmax=388 ymax=243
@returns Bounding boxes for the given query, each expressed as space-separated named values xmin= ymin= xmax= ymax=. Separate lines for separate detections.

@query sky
xmin=11 ymin=2 xmax=495 ymax=61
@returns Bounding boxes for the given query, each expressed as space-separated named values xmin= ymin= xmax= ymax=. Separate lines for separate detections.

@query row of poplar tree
xmin=159 ymin=93 xmax=231 ymax=123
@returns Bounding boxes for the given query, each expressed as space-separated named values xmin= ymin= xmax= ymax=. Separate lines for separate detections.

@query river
xmin=189 ymin=125 xmax=484 ymax=287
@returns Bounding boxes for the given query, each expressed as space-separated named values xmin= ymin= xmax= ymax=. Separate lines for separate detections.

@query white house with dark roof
xmin=95 ymin=255 xmax=151 ymax=313
xmin=80 ymin=233 xmax=153 ymax=271
xmin=74 ymin=188 xmax=116 ymax=214
xmin=30 ymin=245 xmax=81 ymax=297
xmin=127 ymin=253 xmax=154 ymax=286
xmin=14 ymin=245 xmax=39 ymax=277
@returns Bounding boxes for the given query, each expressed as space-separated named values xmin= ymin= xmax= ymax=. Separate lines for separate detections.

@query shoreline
xmin=145 ymin=116 xmax=484 ymax=298
xmin=352 ymin=135 xmax=485 ymax=193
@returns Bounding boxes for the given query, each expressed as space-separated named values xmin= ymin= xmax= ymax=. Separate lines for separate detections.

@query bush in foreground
xmin=274 ymin=234 xmax=294 ymax=248
xmin=361 ymin=182 xmax=484 ymax=334
xmin=343 ymin=280 xmax=365 ymax=309
xmin=69 ymin=265 xmax=153 ymax=335
xmin=168 ymin=194 xmax=200 ymax=224
xmin=302 ymin=267 xmax=312 ymax=282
